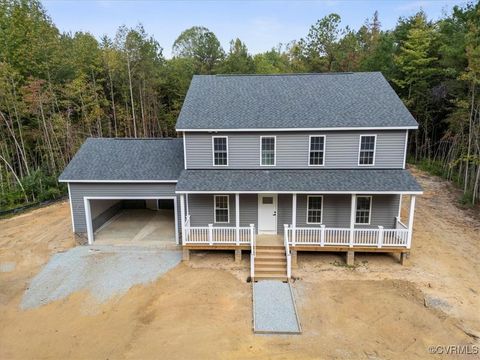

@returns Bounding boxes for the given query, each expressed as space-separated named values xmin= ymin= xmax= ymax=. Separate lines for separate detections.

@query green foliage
xmin=0 ymin=169 xmax=66 ymax=211
xmin=172 ymin=26 xmax=224 ymax=74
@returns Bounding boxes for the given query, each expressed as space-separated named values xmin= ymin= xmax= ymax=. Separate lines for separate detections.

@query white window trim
xmin=354 ymin=195 xmax=372 ymax=225
xmin=259 ymin=136 xmax=276 ymax=166
xmin=306 ymin=195 xmax=324 ymax=224
xmin=358 ymin=134 xmax=377 ymax=167
xmin=308 ymin=135 xmax=326 ymax=167
xmin=212 ymin=136 xmax=229 ymax=167
xmin=214 ymin=195 xmax=230 ymax=223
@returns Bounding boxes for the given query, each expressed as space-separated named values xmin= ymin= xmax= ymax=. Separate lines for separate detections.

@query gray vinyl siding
xmin=184 ymin=130 xmax=406 ymax=169
xmin=69 ymin=183 xmax=177 ymax=233
xmin=277 ymin=194 xmax=292 ymax=234
xmin=187 ymin=193 xmax=400 ymax=233
xmin=240 ymin=194 xmax=257 ymax=227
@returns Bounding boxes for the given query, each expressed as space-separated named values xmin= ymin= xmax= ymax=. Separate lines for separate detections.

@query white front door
xmin=258 ymin=194 xmax=277 ymax=234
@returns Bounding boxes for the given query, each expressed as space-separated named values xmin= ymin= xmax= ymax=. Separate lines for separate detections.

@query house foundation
xmin=182 ymin=248 xmax=190 ymax=261
xmin=400 ymin=252 xmax=409 ymax=266
xmin=346 ymin=251 xmax=355 ymax=266
xmin=291 ymin=249 xmax=298 ymax=268
xmin=235 ymin=249 xmax=242 ymax=264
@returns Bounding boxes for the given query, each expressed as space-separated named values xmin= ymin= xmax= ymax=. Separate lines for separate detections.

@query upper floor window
xmin=214 ymin=195 xmax=229 ymax=223
xmin=212 ymin=136 xmax=228 ymax=166
xmin=358 ymin=135 xmax=376 ymax=166
xmin=260 ymin=136 xmax=276 ymax=166
xmin=306 ymin=195 xmax=323 ymax=224
xmin=309 ymin=135 xmax=325 ymax=166
xmin=355 ymin=196 xmax=372 ymax=224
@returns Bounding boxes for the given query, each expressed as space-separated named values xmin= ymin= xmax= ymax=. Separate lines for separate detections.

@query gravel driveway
xmin=21 ymin=246 xmax=181 ymax=309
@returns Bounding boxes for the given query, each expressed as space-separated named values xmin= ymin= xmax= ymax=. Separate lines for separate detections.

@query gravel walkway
xmin=253 ymin=280 xmax=301 ymax=334
xmin=21 ymin=246 xmax=181 ymax=309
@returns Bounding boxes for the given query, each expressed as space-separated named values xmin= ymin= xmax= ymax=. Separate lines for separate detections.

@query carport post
xmin=180 ymin=194 xmax=186 ymax=245
xmin=84 ymin=198 xmax=94 ymax=245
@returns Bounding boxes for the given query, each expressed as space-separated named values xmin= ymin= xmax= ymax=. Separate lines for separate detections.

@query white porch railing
xmin=285 ymin=222 xmax=410 ymax=248
xmin=184 ymin=220 xmax=255 ymax=246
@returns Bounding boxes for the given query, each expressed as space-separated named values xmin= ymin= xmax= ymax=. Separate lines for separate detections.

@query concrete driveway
xmin=95 ymin=209 xmax=176 ymax=245
xmin=21 ymin=246 xmax=181 ymax=309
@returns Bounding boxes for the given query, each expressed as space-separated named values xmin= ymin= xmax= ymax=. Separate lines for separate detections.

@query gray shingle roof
xmin=176 ymin=72 xmax=418 ymax=130
xmin=59 ymin=138 xmax=184 ymax=181
xmin=176 ymin=169 xmax=423 ymax=193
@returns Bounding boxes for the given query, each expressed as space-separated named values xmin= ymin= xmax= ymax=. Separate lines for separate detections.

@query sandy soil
xmin=0 ymin=168 xmax=479 ymax=359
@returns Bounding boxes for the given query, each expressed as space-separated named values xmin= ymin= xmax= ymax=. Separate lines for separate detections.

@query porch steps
xmin=254 ymin=245 xmax=288 ymax=281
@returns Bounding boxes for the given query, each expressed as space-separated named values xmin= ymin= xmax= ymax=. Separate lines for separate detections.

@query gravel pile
xmin=21 ymin=245 xmax=181 ymax=309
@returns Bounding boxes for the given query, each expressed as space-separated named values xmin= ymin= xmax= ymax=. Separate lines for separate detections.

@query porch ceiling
xmin=175 ymin=169 xmax=423 ymax=194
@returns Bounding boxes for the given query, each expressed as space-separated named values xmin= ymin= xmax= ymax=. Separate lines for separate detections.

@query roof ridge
xmin=213 ymin=72 xmax=366 ymax=77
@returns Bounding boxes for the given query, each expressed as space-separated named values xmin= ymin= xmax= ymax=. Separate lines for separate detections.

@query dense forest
xmin=0 ymin=0 xmax=479 ymax=211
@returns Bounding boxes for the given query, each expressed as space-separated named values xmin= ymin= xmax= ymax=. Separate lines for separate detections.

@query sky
xmin=42 ymin=0 xmax=466 ymax=58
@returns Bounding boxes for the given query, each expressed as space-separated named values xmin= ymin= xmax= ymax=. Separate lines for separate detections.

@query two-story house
xmin=59 ymin=72 xmax=423 ymax=280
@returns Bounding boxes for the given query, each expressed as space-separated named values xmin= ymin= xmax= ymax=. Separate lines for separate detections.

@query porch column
xmin=291 ymin=193 xmax=297 ymax=245
xmin=349 ymin=194 xmax=356 ymax=247
xmin=407 ymin=195 xmax=416 ymax=249
xmin=235 ymin=193 xmax=240 ymax=245
xmin=180 ymin=194 xmax=186 ymax=246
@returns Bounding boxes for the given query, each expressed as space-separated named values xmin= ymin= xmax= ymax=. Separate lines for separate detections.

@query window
xmin=214 ymin=195 xmax=229 ymax=223
xmin=355 ymin=196 xmax=372 ymax=224
xmin=307 ymin=196 xmax=323 ymax=224
xmin=358 ymin=135 xmax=376 ymax=165
xmin=309 ymin=136 xmax=325 ymax=166
xmin=260 ymin=136 xmax=276 ymax=166
xmin=262 ymin=197 xmax=273 ymax=204
xmin=212 ymin=137 xmax=228 ymax=166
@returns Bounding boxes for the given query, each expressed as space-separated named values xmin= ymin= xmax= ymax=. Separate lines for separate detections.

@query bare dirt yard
xmin=0 ymin=168 xmax=479 ymax=359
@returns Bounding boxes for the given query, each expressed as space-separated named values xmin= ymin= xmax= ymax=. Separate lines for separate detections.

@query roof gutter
xmin=175 ymin=190 xmax=423 ymax=195
xmin=59 ymin=180 xmax=178 ymax=183
xmin=175 ymin=126 xmax=419 ymax=132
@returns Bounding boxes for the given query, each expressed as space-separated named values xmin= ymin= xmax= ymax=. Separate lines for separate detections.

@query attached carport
xmin=84 ymin=196 xmax=178 ymax=245
xmin=59 ymin=138 xmax=184 ymax=246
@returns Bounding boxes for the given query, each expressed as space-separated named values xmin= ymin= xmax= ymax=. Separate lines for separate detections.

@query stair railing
xmin=284 ymin=224 xmax=292 ymax=279
xmin=250 ymin=224 xmax=255 ymax=280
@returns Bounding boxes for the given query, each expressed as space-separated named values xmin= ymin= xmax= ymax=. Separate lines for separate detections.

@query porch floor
xmin=256 ymin=235 xmax=283 ymax=246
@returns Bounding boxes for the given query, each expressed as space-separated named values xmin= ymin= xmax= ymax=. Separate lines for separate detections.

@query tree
xmin=219 ymin=38 xmax=255 ymax=73
xmin=301 ymin=13 xmax=342 ymax=71
xmin=172 ymin=26 xmax=224 ymax=74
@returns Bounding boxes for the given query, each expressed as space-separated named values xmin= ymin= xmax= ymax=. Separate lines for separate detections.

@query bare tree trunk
xmin=139 ymin=83 xmax=146 ymax=137
xmin=0 ymin=154 xmax=28 ymax=202
xmin=38 ymin=99 xmax=56 ymax=173
xmin=107 ymin=67 xmax=118 ymax=137
xmin=126 ymin=55 xmax=137 ymax=138
xmin=10 ymin=77 xmax=30 ymax=175
xmin=464 ymin=82 xmax=475 ymax=194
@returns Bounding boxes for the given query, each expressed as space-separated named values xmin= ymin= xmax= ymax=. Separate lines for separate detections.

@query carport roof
xmin=59 ymin=138 xmax=184 ymax=182
xmin=175 ymin=169 xmax=423 ymax=193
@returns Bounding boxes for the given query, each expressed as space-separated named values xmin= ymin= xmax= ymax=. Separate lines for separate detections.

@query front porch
xmin=179 ymin=192 xmax=418 ymax=272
